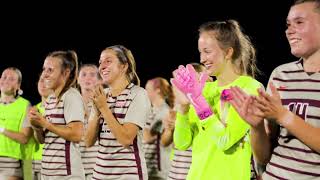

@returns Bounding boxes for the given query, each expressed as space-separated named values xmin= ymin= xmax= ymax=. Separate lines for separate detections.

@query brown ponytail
xmin=199 ymin=19 xmax=260 ymax=78
xmin=47 ymin=50 xmax=78 ymax=99
xmin=104 ymin=45 xmax=140 ymax=86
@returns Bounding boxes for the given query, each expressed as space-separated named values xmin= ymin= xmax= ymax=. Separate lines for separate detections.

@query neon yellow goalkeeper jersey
xmin=174 ymin=76 xmax=262 ymax=180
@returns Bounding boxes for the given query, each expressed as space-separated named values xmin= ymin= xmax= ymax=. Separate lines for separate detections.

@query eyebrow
xmin=287 ymin=16 xmax=305 ymax=22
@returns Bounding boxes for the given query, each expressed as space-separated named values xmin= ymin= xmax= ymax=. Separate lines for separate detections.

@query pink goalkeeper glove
xmin=172 ymin=64 xmax=213 ymax=120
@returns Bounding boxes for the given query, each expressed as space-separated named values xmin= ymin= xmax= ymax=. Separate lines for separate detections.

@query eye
xmin=90 ymin=73 xmax=96 ymax=77
xmin=204 ymin=50 xmax=211 ymax=54
xmin=286 ymin=22 xmax=290 ymax=28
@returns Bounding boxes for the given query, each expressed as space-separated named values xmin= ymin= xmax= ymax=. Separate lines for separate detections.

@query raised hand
xmin=171 ymin=81 xmax=190 ymax=114
xmin=28 ymin=106 xmax=48 ymax=129
xmin=91 ymin=85 xmax=108 ymax=112
xmin=172 ymin=64 xmax=212 ymax=120
xmin=229 ymin=86 xmax=264 ymax=128
xmin=163 ymin=110 xmax=177 ymax=131
xmin=172 ymin=64 xmax=208 ymax=99
xmin=255 ymin=82 xmax=287 ymax=122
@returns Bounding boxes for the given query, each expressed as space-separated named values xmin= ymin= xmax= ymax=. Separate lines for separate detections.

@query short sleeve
xmin=22 ymin=104 xmax=32 ymax=128
xmin=63 ymin=88 xmax=85 ymax=124
xmin=124 ymin=88 xmax=151 ymax=129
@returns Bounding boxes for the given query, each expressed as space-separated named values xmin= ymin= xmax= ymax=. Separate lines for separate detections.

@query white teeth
xmin=44 ymin=80 xmax=50 ymax=88
xmin=290 ymin=38 xmax=300 ymax=44
xmin=101 ymin=70 xmax=109 ymax=76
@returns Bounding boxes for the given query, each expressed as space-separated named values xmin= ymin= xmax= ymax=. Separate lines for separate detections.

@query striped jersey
xmin=262 ymin=60 xmax=320 ymax=179
xmin=143 ymin=103 xmax=171 ymax=179
xmin=167 ymin=147 xmax=192 ymax=180
xmin=92 ymin=83 xmax=151 ymax=180
xmin=79 ymin=102 xmax=99 ymax=175
xmin=42 ymin=88 xmax=85 ymax=179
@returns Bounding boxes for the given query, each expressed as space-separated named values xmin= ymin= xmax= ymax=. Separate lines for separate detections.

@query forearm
xmin=85 ymin=117 xmax=100 ymax=147
xmin=2 ymin=129 xmax=31 ymax=144
xmin=100 ymin=107 xmax=137 ymax=147
xmin=46 ymin=122 xmax=83 ymax=143
xmin=279 ymin=111 xmax=320 ymax=153
xmin=33 ymin=128 xmax=45 ymax=144
xmin=174 ymin=112 xmax=193 ymax=150
xmin=250 ymin=124 xmax=272 ymax=165
xmin=143 ymin=129 xmax=157 ymax=144
xmin=161 ymin=128 xmax=174 ymax=147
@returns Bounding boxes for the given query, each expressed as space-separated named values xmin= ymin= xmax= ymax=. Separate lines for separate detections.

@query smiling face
xmin=78 ymin=66 xmax=100 ymax=91
xmin=99 ymin=49 xmax=127 ymax=85
xmin=198 ymin=31 xmax=227 ymax=77
xmin=0 ymin=69 xmax=20 ymax=96
xmin=41 ymin=57 xmax=65 ymax=90
xmin=286 ymin=2 xmax=320 ymax=58
xmin=37 ymin=77 xmax=51 ymax=98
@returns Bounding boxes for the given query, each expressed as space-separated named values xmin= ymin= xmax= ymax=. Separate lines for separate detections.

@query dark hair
xmin=293 ymin=0 xmax=320 ymax=12
xmin=149 ymin=77 xmax=174 ymax=108
xmin=104 ymin=45 xmax=140 ymax=86
xmin=47 ymin=50 xmax=78 ymax=99
xmin=199 ymin=19 xmax=260 ymax=78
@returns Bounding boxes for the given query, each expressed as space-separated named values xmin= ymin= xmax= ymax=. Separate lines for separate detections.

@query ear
xmin=156 ymin=87 xmax=161 ymax=94
xmin=63 ymin=69 xmax=71 ymax=78
xmin=225 ymin=47 xmax=234 ymax=60
xmin=122 ymin=63 xmax=129 ymax=74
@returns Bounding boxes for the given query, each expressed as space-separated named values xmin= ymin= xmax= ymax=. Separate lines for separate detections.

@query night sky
xmin=0 ymin=1 xmax=296 ymax=104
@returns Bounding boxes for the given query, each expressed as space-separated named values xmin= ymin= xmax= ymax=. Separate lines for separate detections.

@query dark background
xmin=0 ymin=1 xmax=296 ymax=104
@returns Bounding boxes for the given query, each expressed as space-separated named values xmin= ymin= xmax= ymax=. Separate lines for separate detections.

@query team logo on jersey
xmin=287 ymin=102 xmax=309 ymax=120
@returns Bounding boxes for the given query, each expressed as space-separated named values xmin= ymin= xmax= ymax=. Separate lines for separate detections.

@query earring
xmin=18 ymin=89 xmax=23 ymax=96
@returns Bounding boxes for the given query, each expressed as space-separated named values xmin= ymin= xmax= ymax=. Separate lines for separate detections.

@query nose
xmin=285 ymin=25 xmax=295 ymax=37
xmin=41 ymin=70 xmax=49 ymax=79
xmin=200 ymin=54 xmax=206 ymax=64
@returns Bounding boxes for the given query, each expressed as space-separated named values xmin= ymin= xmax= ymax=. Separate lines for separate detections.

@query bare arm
xmin=99 ymin=106 xmax=139 ymax=148
xmin=92 ymin=86 xmax=150 ymax=148
xmin=161 ymin=129 xmax=174 ymax=147
xmin=275 ymin=108 xmax=320 ymax=153
xmin=45 ymin=121 xmax=83 ymax=143
xmin=85 ymin=109 xmax=100 ymax=147
xmin=250 ymin=122 xmax=273 ymax=165
xmin=257 ymin=84 xmax=320 ymax=153
xmin=29 ymin=107 xmax=83 ymax=143
xmin=161 ymin=110 xmax=176 ymax=147
xmin=2 ymin=127 xmax=32 ymax=144
xmin=32 ymin=127 xmax=45 ymax=144
xmin=143 ymin=129 xmax=157 ymax=144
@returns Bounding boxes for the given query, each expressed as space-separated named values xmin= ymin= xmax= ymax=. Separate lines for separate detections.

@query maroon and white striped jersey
xmin=42 ymin=88 xmax=85 ymax=179
xmin=143 ymin=103 xmax=171 ymax=179
xmin=167 ymin=147 xmax=192 ymax=180
xmin=92 ymin=83 xmax=151 ymax=180
xmin=79 ymin=102 xmax=99 ymax=175
xmin=262 ymin=60 xmax=320 ymax=179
